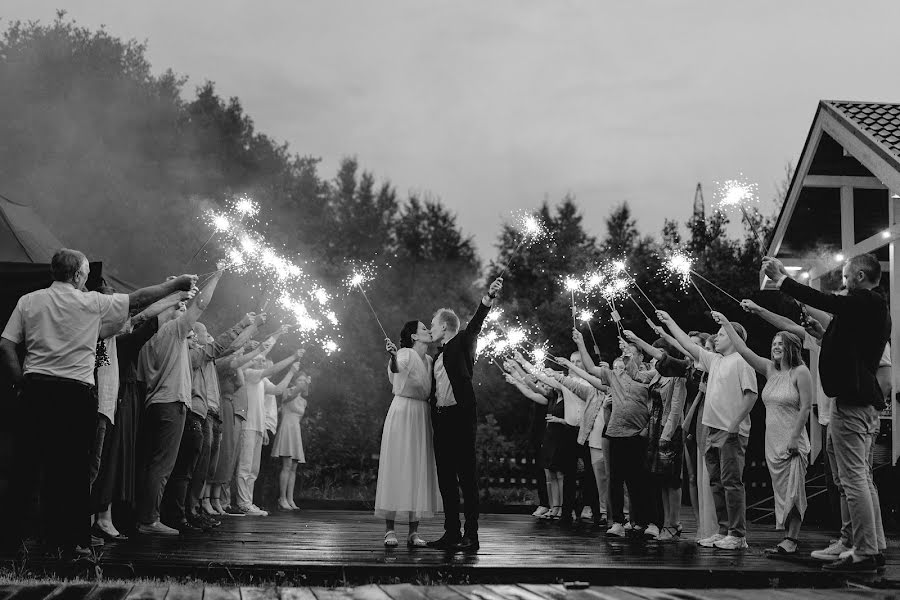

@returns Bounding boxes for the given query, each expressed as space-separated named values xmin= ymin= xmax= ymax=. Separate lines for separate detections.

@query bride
xmin=376 ymin=321 xmax=442 ymax=547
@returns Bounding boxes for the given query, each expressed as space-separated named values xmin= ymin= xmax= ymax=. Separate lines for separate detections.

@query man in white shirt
xmin=657 ymin=310 xmax=758 ymax=551
xmin=0 ymin=248 xmax=196 ymax=557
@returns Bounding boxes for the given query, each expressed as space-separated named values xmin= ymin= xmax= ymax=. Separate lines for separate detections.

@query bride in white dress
xmin=376 ymin=321 xmax=442 ymax=547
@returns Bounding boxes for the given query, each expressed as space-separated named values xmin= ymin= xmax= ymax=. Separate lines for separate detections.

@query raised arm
xmin=740 ymin=299 xmax=806 ymax=339
xmin=129 ymin=290 xmax=194 ymax=330
xmin=184 ymin=270 xmax=223 ymax=327
xmin=505 ymin=374 xmax=550 ymax=405
xmin=465 ymin=278 xmax=502 ymax=348
xmin=655 ymin=310 xmax=703 ymax=362
xmin=711 ymin=311 xmax=771 ymax=376
xmin=265 ymin=362 xmax=300 ymax=396
xmin=128 ymin=274 xmax=197 ymax=310
xmin=571 ymin=329 xmax=601 ymax=375
xmin=553 ymin=355 xmax=610 ymax=392
xmin=623 ymin=330 xmax=662 ymax=361
xmin=259 ymin=349 xmax=305 ymax=380
xmin=230 ymin=328 xmax=284 ymax=369
xmin=763 ymin=257 xmax=865 ymax=316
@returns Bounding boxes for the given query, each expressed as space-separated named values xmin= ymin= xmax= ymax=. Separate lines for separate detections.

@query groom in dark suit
xmin=426 ymin=277 xmax=503 ymax=552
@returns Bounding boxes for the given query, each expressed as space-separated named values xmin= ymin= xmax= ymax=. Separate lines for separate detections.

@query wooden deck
xmin=3 ymin=510 xmax=900 ymax=588
xmin=0 ymin=582 xmax=896 ymax=600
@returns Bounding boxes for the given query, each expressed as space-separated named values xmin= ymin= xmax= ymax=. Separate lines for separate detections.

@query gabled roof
xmin=822 ymin=100 xmax=900 ymax=172
xmin=0 ymin=194 xmax=66 ymax=262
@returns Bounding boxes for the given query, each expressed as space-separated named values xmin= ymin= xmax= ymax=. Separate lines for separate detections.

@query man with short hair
xmin=426 ymin=277 xmax=502 ymax=552
xmin=136 ymin=270 xmax=223 ymax=536
xmin=0 ymin=248 xmax=196 ymax=557
xmin=656 ymin=310 xmax=758 ymax=551
xmin=763 ymin=254 xmax=889 ymax=573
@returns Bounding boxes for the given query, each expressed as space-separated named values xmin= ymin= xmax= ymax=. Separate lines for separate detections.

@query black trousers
xmin=161 ymin=410 xmax=204 ymax=523
xmin=9 ymin=376 xmax=97 ymax=549
xmin=562 ymin=443 xmax=599 ymax=518
xmin=608 ymin=435 xmax=655 ymax=527
xmin=136 ymin=402 xmax=186 ymax=524
xmin=433 ymin=404 xmax=479 ymax=536
xmin=90 ymin=413 xmax=120 ymax=513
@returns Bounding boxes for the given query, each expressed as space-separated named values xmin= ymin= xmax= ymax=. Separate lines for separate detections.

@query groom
xmin=426 ymin=276 xmax=503 ymax=552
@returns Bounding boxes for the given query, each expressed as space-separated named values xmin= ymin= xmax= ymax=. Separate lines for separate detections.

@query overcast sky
xmin=6 ymin=1 xmax=900 ymax=259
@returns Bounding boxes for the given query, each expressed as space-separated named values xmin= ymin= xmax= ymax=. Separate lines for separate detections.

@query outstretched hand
xmin=761 ymin=257 xmax=789 ymax=281
xmin=385 ymin=338 xmax=398 ymax=355
xmin=710 ymin=311 xmax=727 ymax=325
xmin=572 ymin=329 xmax=584 ymax=345
xmin=488 ymin=277 xmax=503 ymax=298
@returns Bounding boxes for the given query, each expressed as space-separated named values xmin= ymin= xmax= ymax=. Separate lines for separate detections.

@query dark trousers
xmin=161 ymin=411 xmax=204 ymax=523
xmin=189 ymin=413 xmax=222 ymax=509
xmin=433 ymin=404 xmax=479 ymax=537
xmin=705 ymin=427 xmax=748 ymax=537
xmin=136 ymin=402 xmax=186 ymax=524
xmin=90 ymin=413 xmax=121 ymax=513
xmin=821 ymin=424 xmax=842 ymax=527
xmin=89 ymin=414 xmax=110 ymax=488
xmin=9 ymin=376 xmax=97 ymax=549
xmin=562 ymin=444 xmax=599 ymax=518
xmin=608 ymin=435 xmax=654 ymax=526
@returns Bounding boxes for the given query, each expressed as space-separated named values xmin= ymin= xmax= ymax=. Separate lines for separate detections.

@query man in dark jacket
xmin=763 ymin=254 xmax=889 ymax=573
xmin=426 ymin=277 xmax=502 ymax=552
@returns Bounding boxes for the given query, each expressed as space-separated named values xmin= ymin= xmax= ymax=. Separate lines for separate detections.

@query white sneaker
xmin=811 ymin=539 xmax=852 ymax=561
xmin=838 ymin=547 xmax=856 ymax=559
xmin=606 ymin=523 xmax=626 ymax=537
xmin=239 ymin=504 xmax=268 ymax=516
xmin=698 ymin=533 xmax=725 ymax=547
xmin=580 ymin=506 xmax=593 ymax=521
xmin=532 ymin=506 xmax=550 ymax=518
xmin=714 ymin=535 xmax=749 ymax=550
xmin=137 ymin=520 xmax=179 ymax=536
xmin=643 ymin=524 xmax=660 ymax=539
xmin=250 ymin=504 xmax=269 ymax=516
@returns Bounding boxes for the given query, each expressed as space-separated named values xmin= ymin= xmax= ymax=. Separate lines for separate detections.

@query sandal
xmin=383 ymin=530 xmax=399 ymax=547
xmin=656 ymin=526 xmax=681 ymax=542
xmin=407 ymin=533 xmax=427 ymax=548
xmin=541 ymin=506 xmax=561 ymax=520
xmin=765 ymin=537 xmax=798 ymax=555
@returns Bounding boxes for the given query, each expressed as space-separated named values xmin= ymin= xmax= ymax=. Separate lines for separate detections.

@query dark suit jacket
xmin=780 ymin=277 xmax=890 ymax=408
xmin=430 ymin=299 xmax=492 ymax=411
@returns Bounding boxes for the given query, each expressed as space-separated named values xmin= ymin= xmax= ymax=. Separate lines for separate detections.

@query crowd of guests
xmin=500 ymin=253 xmax=890 ymax=573
xmin=0 ymin=249 xmax=312 ymax=560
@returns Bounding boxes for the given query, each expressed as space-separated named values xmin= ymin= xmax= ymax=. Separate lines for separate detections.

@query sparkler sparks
xmin=499 ymin=211 xmax=549 ymax=277
xmin=715 ymin=176 xmax=758 ymax=210
xmin=212 ymin=214 xmax=231 ymax=232
xmin=578 ymin=309 xmax=594 ymax=323
xmin=564 ymin=276 xmax=581 ymax=292
xmin=323 ymin=339 xmax=340 ymax=355
xmin=663 ymin=250 xmax=693 ymax=290
xmin=234 ymin=196 xmax=260 ymax=219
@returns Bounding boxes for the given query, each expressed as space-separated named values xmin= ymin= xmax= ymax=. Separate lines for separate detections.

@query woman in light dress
xmin=272 ymin=373 xmax=311 ymax=511
xmin=713 ymin=312 xmax=811 ymax=555
xmin=688 ymin=334 xmax=719 ymax=542
xmin=377 ymin=321 xmax=442 ymax=547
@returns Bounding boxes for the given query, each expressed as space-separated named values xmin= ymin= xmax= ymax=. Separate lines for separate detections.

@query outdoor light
xmin=800 ymin=272 xmax=810 ymax=280
xmin=835 ymin=253 xmax=845 ymax=262
xmin=882 ymin=230 xmax=892 ymax=239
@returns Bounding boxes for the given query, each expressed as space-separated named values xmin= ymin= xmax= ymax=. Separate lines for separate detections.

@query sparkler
xmin=611 ymin=259 xmax=659 ymax=312
xmin=323 ymin=339 xmax=340 ymax=355
xmin=233 ymin=196 xmax=260 ymax=219
xmin=499 ymin=213 xmax=547 ymax=277
xmin=345 ymin=268 xmax=389 ymax=339
xmin=691 ymin=271 xmax=742 ymax=306
xmin=600 ymin=282 xmax=625 ymax=335
xmin=662 ymin=250 xmax=715 ymax=313
xmin=577 ymin=308 xmax=601 ymax=355
xmin=187 ymin=212 xmax=232 ymax=266
xmin=716 ymin=176 xmax=766 ymax=252
xmin=564 ymin=276 xmax=580 ymax=328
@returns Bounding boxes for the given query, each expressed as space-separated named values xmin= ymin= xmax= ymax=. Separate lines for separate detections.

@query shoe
xmin=698 ymin=533 xmax=726 ymax=548
xmin=532 ymin=506 xmax=550 ymax=518
xmin=580 ymin=506 xmax=593 ymax=522
xmin=223 ymin=505 xmax=246 ymax=516
xmin=452 ymin=535 xmax=480 ymax=553
xmin=137 ymin=521 xmax=179 ymax=536
xmin=656 ymin=526 xmax=680 ymax=542
xmin=606 ymin=523 xmax=626 ymax=537
xmin=288 ymin=501 xmax=300 ymax=510
xmin=383 ymin=530 xmax=398 ymax=548
xmin=811 ymin=539 xmax=852 ymax=561
xmin=407 ymin=533 xmax=428 ymax=548
xmin=426 ymin=533 xmax=461 ymax=550
xmin=278 ymin=499 xmax=293 ymax=511
xmin=644 ymin=524 xmax=660 ymax=539
xmin=822 ymin=555 xmax=879 ymax=573
xmin=164 ymin=518 xmax=200 ymax=533
xmin=593 ymin=516 xmax=608 ymax=529
xmin=186 ymin=513 xmax=213 ymax=532
xmin=239 ymin=505 xmax=268 ymax=516
xmin=714 ymin=535 xmax=749 ymax=550
xmin=92 ymin=524 xmax=128 ymax=542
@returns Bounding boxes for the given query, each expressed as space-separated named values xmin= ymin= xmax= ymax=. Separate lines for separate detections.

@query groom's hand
xmin=486 ymin=277 xmax=503 ymax=304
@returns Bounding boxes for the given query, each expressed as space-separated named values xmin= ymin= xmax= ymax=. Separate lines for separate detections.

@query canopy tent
xmin=765 ymin=100 xmax=900 ymax=463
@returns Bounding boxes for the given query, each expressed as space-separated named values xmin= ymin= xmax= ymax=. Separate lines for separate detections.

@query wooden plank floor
xmin=0 ymin=583 xmax=895 ymax=600
xmin=3 ymin=510 xmax=900 ymax=587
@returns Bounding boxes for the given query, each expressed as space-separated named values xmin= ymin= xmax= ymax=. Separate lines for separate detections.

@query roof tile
xmin=827 ymin=101 xmax=900 ymax=163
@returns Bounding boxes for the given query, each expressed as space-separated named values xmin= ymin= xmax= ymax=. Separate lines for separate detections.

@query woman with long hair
xmin=271 ymin=373 xmax=311 ymax=511
xmin=712 ymin=312 xmax=811 ymax=555
xmin=377 ymin=321 xmax=442 ymax=547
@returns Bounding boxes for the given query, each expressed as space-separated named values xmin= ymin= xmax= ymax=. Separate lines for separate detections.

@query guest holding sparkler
xmin=620 ymin=330 xmax=688 ymax=542
xmin=569 ymin=330 xmax=659 ymax=539
xmin=235 ymin=349 xmax=303 ymax=515
xmin=502 ymin=360 xmax=551 ymax=518
xmin=135 ymin=270 xmax=222 ymax=536
xmin=709 ymin=311 xmax=811 ymax=555
xmin=762 ymin=254 xmax=888 ymax=572
xmin=426 ymin=277 xmax=503 ymax=552
xmin=377 ymin=322 xmax=442 ymax=547
xmin=272 ymin=373 xmax=311 ymax=511
xmin=655 ymin=309 xmax=758 ymax=551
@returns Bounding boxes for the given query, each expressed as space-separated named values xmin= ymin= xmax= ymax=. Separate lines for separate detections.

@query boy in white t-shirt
xmin=656 ymin=310 xmax=758 ymax=551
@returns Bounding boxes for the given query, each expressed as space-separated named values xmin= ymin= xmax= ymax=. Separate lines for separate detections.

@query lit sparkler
xmin=499 ymin=212 xmax=548 ymax=277
xmin=662 ymin=250 xmax=714 ymax=313
xmin=610 ymin=258 xmax=658 ymax=312
xmin=345 ymin=267 xmax=388 ymax=339
xmin=577 ymin=308 xmax=602 ymax=356
xmin=234 ymin=196 xmax=260 ymax=219
xmin=564 ymin=276 xmax=581 ymax=328
xmin=323 ymin=339 xmax=340 ymax=355
xmin=715 ymin=175 xmax=766 ymax=252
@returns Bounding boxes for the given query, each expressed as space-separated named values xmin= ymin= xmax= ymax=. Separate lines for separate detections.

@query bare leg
xmin=278 ymin=457 xmax=293 ymax=509
xmin=95 ymin=504 xmax=121 ymax=537
xmin=288 ymin=462 xmax=299 ymax=509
